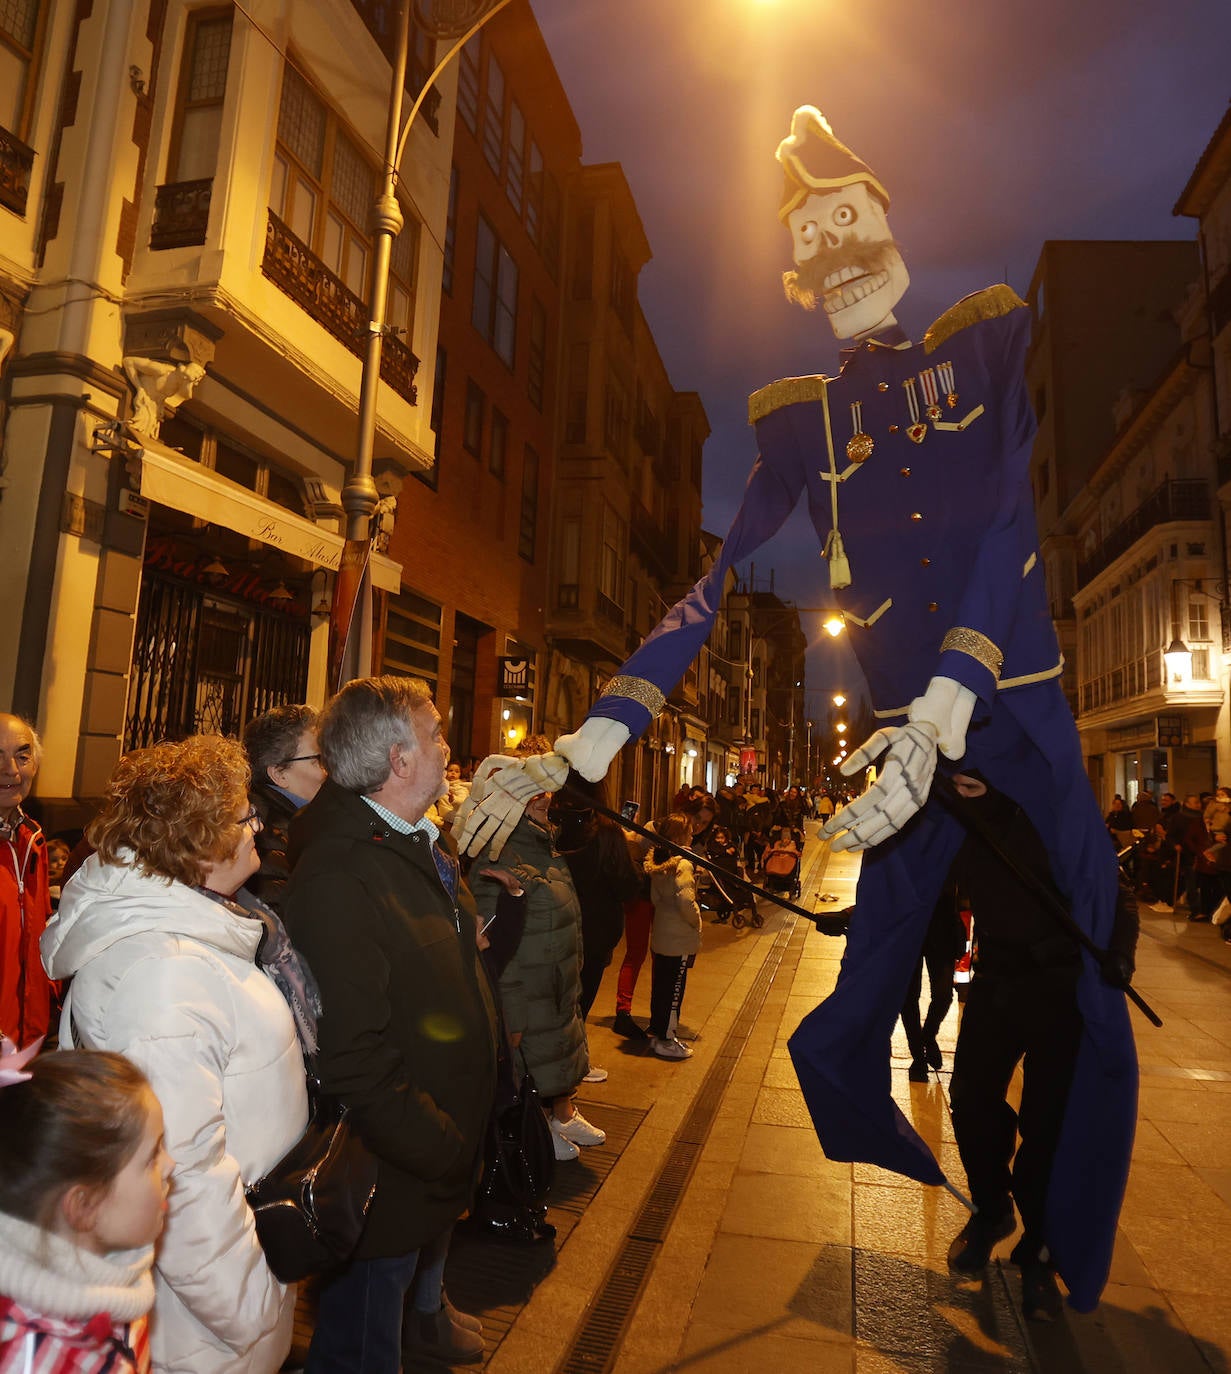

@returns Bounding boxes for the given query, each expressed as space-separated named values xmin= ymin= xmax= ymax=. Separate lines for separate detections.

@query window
xmin=604 ymin=373 xmax=630 ymax=464
xmin=481 ymin=51 xmax=504 ymax=176
xmin=525 ymin=140 xmax=542 ymax=245
xmin=456 ymin=36 xmax=479 ymax=134
xmin=489 ymin=408 xmax=507 ymax=479
xmin=566 ymin=344 xmax=588 ymax=443
xmin=472 ymin=214 xmax=518 ymax=367
xmin=599 ymin=503 xmax=626 ymax=608
xmin=463 ymin=379 xmax=485 ymax=457
xmin=387 ymin=211 xmax=420 ymax=342
xmin=557 ymin=516 xmax=580 ymax=607
xmin=505 ymin=101 xmax=525 ymax=211
xmin=442 ymin=166 xmax=458 ymax=295
xmin=382 ymin=588 xmax=441 ymax=690
xmin=541 ymin=171 xmax=561 ymax=278
xmin=527 ymin=297 xmax=546 ymax=410
xmin=610 ymin=240 xmax=634 ymax=335
xmin=0 ymin=0 xmax=42 ymax=137
xmin=572 ymin=209 xmax=593 ymax=300
xmin=519 ymin=446 xmax=539 ymax=561
xmin=271 ymin=65 xmax=395 ymax=302
xmin=167 ymin=10 xmax=233 ymax=182
xmin=426 ymin=346 xmax=446 ymax=480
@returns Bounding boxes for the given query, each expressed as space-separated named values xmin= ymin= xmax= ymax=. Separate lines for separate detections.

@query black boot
xmin=947 ymin=1205 xmax=1015 ymax=1271
xmin=908 ymin=1058 xmax=930 ymax=1083
xmin=1020 ymin=1261 xmax=1062 ymax=1321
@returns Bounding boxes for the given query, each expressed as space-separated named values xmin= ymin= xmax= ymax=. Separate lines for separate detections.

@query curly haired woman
xmin=41 ymin=736 xmax=313 ymax=1374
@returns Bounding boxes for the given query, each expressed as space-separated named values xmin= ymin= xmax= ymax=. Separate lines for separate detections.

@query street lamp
xmin=1164 ymin=577 xmax=1227 ymax=686
xmin=822 ymin=614 xmax=845 ymax=638
xmin=832 ymin=693 xmax=846 ymax=707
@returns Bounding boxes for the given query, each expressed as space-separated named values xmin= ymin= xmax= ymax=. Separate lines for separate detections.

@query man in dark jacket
xmin=284 ymin=676 xmax=498 ymax=1372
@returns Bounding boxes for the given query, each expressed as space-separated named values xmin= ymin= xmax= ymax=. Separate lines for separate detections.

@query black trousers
xmin=949 ymin=966 xmax=1082 ymax=1248
xmin=900 ymin=944 xmax=956 ymax=1061
xmin=649 ymin=952 xmax=692 ymax=1038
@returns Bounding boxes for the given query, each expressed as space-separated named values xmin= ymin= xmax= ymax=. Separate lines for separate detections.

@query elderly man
xmin=284 ymin=677 xmax=496 ymax=1372
xmin=0 ymin=713 xmax=54 ymax=1045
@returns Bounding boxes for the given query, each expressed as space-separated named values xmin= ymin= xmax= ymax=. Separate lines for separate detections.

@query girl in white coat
xmin=644 ymin=814 xmax=704 ymax=1062
xmin=42 ymin=737 xmax=311 ymax=1374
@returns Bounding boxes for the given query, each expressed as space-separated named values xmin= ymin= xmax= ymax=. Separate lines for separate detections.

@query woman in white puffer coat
xmin=41 ymin=736 xmax=311 ymax=1374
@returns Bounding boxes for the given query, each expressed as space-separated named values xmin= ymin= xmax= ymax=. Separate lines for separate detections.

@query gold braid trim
xmin=923 ymin=284 xmax=1027 ymax=354
xmin=748 ymin=375 xmax=828 ymax=424
xmin=604 ymin=675 xmax=666 ymax=718
xmin=940 ymin=627 xmax=1004 ymax=682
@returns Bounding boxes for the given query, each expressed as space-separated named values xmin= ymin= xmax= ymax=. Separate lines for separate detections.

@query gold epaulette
xmin=923 ymin=284 xmax=1027 ymax=355
xmin=748 ymin=375 xmax=827 ymax=425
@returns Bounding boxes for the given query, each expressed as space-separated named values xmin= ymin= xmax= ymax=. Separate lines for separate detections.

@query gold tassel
xmin=824 ymin=530 xmax=851 ymax=590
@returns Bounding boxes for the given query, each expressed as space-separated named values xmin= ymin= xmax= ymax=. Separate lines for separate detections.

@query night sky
xmin=530 ymin=0 xmax=1231 ymax=705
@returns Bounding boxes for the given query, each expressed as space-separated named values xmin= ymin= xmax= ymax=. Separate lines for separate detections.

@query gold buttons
xmin=927 ymin=602 xmax=938 ymax=612
xmin=888 ymin=424 xmax=900 ymax=434
xmin=910 ymin=512 xmax=923 ymax=521
xmin=900 ymin=467 xmax=911 ymax=477
xmin=920 ymin=557 xmax=931 ymax=567
xmin=866 ymin=342 xmax=876 ymax=352
xmin=878 ymin=382 xmax=889 ymax=392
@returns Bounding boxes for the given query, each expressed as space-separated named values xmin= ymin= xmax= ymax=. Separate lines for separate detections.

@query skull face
xmin=785 ymin=183 xmax=909 ymax=339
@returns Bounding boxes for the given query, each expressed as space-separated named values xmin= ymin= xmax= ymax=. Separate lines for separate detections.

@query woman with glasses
xmin=41 ymin=735 xmax=313 ymax=1373
xmin=244 ymin=704 xmax=326 ymax=911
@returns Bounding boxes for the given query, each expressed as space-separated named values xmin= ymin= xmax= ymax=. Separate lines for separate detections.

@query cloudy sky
xmin=530 ymin=0 xmax=1231 ymax=701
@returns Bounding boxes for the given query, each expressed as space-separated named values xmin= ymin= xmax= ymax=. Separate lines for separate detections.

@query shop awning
xmin=136 ymin=438 xmax=402 ymax=592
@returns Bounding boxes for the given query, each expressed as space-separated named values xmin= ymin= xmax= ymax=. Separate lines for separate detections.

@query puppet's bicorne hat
xmin=776 ymin=105 xmax=890 ymax=223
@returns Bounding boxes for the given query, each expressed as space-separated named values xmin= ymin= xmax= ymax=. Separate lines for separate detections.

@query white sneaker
xmin=651 ymin=1035 xmax=693 ymax=1060
xmin=582 ymin=1066 xmax=609 ymax=1083
xmin=553 ymin=1110 xmax=606 ymax=1147
xmin=551 ymin=1127 xmax=580 ymax=1161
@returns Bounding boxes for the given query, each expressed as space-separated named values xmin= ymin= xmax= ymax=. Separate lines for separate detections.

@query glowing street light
xmin=835 ymin=722 xmax=846 ymax=734
xmin=832 ymin=693 xmax=846 ymax=707
xmin=822 ymin=614 xmax=845 ymax=638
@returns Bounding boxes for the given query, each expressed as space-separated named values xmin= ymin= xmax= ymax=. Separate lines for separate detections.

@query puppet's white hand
xmin=818 ymin=721 xmax=939 ymax=852
xmin=454 ymin=752 xmax=568 ymax=860
xmin=555 ymin=718 xmax=631 ymax=782
xmin=908 ymin=676 xmax=975 ymax=761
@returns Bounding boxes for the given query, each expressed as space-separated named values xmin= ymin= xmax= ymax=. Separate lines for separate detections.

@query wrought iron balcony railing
xmin=262 ymin=212 xmax=419 ymax=405
xmin=150 ymin=178 xmax=212 ymax=249
xmin=0 ymin=125 xmax=34 ymax=216
xmin=1076 ymin=479 xmax=1210 ymax=586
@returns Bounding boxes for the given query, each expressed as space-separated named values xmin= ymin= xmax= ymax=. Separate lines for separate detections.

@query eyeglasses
xmin=283 ymin=754 xmax=323 ymax=765
xmin=238 ymin=808 xmax=263 ymax=833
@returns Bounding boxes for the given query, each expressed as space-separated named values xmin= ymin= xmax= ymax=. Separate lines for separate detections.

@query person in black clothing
xmin=243 ymin=704 xmax=325 ymax=911
xmin=944 ymin=772 xmax=1138 ymax=1322
xmin=552 ymin=778 xmax=641 ymax=1023
xmin=900 ymin=879 xmax=966 ymax=1081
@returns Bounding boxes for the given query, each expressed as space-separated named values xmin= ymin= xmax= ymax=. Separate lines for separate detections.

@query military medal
xmin=902 ymin=377 xmax=927 ymax=443
xmin=846 ymin=401 xmax=874 ymax=462
xmin=919 ymin=367 xmax=943 ymax=422
xmin=937 ymin=360 xmax=958 ymax=409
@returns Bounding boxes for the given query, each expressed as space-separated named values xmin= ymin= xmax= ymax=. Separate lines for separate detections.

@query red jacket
xmin=0 ymin=812 xmax=55 ymax=1044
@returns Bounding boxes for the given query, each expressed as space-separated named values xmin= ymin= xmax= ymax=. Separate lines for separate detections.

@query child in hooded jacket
xmin=644 ymin=814 xmax=703 ymax=1061
xmin=0 ymin=1041 xmax=173 ymax=1373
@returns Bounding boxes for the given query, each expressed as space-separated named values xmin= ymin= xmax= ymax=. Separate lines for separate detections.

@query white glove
xmin=554 ymin=718 xmax=631 ymax=782
xmin=454 ymin=752 xmax=568 ymax=860
xmin=908 ymin=675 xmax=975 ymax=761
xmin=818 ymin=721 xmax=939 ymax=852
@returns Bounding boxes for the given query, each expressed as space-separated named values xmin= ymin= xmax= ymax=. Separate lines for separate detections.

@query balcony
xmin=630 ymin=501 xmax=671 ymax=579
xmin=1077 ymin=480 xmax=1210 ymax=585
xmin=0 ymin=125 xmax=34 ymax=216
xmin=262 ymin=212 xmax=419 ymax=406
xmin=150 ymin=179 xmax=212 ymax=249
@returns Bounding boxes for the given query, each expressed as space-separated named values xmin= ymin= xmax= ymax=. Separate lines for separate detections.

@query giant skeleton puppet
xmin=457 ymin=107 xmax=1138 ymax=1312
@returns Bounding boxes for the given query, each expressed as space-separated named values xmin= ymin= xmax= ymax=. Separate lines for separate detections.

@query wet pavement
xmin=475 ymin=836 xmax=1231 ymax=1374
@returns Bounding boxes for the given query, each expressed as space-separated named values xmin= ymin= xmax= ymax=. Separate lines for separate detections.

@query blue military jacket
xmin=586 ymin=286 xmax=1060 ymax=730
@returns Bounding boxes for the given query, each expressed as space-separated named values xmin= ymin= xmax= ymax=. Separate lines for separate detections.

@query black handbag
xmin=471 ymin=1067 xmax=556 ymax=1243
xmin=245 ymin=1079 xmax=379 ymax=1283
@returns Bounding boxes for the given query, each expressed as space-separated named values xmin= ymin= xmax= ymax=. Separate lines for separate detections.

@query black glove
xmin=1100 ymin=951 xmax=1134 ymax=991
xmin=809 ymin=905 xmax=852 ymax=939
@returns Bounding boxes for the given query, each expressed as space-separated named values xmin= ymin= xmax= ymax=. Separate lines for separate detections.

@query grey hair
xmin=319 ymin=676 xmax=433 ymax=793
xmin=243 ymin=703 xmax=319 ymax=781
xmin=2 ymin=714 xmax=42 ymax=769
